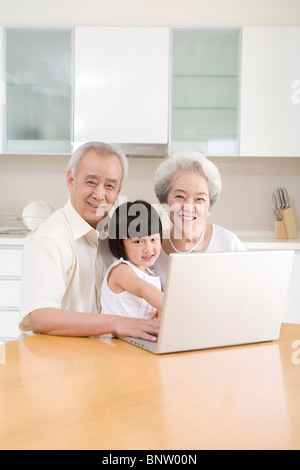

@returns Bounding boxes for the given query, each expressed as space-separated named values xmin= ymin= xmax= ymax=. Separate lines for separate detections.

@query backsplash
xmin=0 ymin=154 xmax=299 ymax=234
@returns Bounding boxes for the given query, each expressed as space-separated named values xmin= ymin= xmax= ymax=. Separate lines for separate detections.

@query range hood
xmin=71 ymin=143 xmax=169 ymax=158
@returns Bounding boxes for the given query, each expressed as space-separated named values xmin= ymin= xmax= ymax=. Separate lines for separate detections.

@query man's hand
xmin=111 ymin=316 xmax=160 ymax=342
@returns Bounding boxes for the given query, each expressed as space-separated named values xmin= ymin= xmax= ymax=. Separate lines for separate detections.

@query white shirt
xmin=19 ymin=199 xmax=114 ymax=333
xmin=101 ymin=258 xmax=162 ymax=319
xmin=153 ymin=224 xmax=246 ymax=290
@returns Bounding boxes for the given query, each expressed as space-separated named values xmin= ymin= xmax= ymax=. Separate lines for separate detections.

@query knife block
xmin=275 ymin=207 xmax=298 ymax=239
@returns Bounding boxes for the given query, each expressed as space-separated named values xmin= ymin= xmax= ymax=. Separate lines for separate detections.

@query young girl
xmin=101 ymin=200 xmax=164 ymax=319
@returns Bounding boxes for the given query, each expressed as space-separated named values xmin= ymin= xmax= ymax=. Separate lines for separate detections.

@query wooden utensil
xmin=274 ymin=188 xmax=298 ymax=239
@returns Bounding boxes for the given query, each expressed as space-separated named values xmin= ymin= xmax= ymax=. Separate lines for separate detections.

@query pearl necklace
xmin=169 ymin=223 xmax=206 ymax=254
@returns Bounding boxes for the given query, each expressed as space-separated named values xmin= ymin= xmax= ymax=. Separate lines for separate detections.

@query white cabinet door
xmin=0 ymin=247 xmax=23 ymax=276
xmin=0 ymin=280 xmax=21 ymax=308
xmin=284 ymin=250 xmax=300 ymax=324
xmin=240 ymin=27 xmax=300 ymax=157
xmin=0 ymin=245 xmax=23 ymax=340
xmin=74 ymin=27 xmax=170 ymax=144
xmin=0 ymin=27 xmax=3 ymax=154
xmin=0 ymin=310 xmax=20 ymax=339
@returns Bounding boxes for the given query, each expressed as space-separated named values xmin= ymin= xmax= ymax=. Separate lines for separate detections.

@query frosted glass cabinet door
xmin=5 ymin=28 xmax=73 ymax=155
xmin=171 ymin=29 xmax=240 ymax=156
xmin=74 ymin=27 xmax=169 ymax=144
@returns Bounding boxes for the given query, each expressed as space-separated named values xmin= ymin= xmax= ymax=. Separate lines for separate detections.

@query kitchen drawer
xmin=0 ymin=279 xmax=21 ymax=308
xmin=0 ymin=247 xmax=23 ymax=276
xmin=0 ymin=310 xmax=20 ymax=339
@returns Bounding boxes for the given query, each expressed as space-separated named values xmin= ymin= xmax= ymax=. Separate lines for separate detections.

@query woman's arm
xmin=109 ymin=264 xmax=164 ymax=311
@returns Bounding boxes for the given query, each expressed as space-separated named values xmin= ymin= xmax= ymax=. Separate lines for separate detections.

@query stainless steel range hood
xmin=71 ymin=142 xmax=169 ymax=158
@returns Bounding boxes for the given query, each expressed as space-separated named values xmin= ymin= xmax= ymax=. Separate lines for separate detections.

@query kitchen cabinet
xmin=0 ymin=245 xmax=23 ymax=341
xmin=170 ymin=29 xmax=240 ymax=156
xmin=4 ymin=28 xmax=73 ymax=155
xmin=285 ymin=250 xmax=300 ymax=324
xmin=74 ymin=27 xmax=170 ymax=148
xmin=240 ymin=27 xmax=300 ymax=157
xmin=0 ymin=27 xmax=3 ymax=154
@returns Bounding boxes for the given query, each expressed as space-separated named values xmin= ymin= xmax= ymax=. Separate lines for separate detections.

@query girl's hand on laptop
xmin=150 ymin=310 xmax=161 ymax=320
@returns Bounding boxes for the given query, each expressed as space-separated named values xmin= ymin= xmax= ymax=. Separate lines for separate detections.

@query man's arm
xmin=29 ymin=308 xmax=160 ymax=341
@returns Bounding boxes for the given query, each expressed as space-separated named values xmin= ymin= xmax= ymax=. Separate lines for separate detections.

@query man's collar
xmin=64 ymin=199 xmax=100 ymax=243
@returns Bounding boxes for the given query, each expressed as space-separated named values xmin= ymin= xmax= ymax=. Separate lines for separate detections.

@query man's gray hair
xmin=68 ymin=142 xmax=128 ymax=185
xmin=154 ymin=151 xmax=222 ymax=205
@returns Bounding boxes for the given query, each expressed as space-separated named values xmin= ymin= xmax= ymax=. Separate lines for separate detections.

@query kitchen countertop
xmin=0 ymin=233 xmax=26 ymax=246
xmin=0 ymin=323 xmax=300 ymax=450
xmin=1 ymin=232 xmax=300 ymax=249
xmin=240 ymin=236 xmax=300 ymax=250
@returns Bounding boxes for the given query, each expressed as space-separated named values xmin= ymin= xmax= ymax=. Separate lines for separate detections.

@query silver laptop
xmin=115 ymin=250 xmax=294 ymax=354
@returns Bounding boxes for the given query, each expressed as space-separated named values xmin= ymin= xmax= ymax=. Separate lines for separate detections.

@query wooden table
xmin=0 ymin=323 xmax=300 ymax=450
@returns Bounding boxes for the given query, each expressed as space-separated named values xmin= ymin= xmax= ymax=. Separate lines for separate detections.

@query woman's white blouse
xmin=153 ymin=224 xmax=246 ymax=290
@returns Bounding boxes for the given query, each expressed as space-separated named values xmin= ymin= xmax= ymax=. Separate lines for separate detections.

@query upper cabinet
xmin=240 ymin=27 xmax=300 ymax=157
xmin=74 ymin=27 xmax=170 ymax=150
xmin=4 ymin=28 xmax=73 ymax=155
xmin=1 ymin=26 xmax=300 ymax=157
xmin=0 ymin=28 xmax=3 ymax=154
xmin=170 ymin=29 xmax=240 ymax=156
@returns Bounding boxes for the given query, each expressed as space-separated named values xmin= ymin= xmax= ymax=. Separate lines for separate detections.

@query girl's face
xmin=123 ymin=234 xmax=161 ymax=271
xmin=167 ymin=171 xmax=210 ymax=240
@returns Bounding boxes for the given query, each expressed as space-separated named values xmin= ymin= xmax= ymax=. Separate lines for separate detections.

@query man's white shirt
xmin=19 ymin=199 xmax=113 ymax=333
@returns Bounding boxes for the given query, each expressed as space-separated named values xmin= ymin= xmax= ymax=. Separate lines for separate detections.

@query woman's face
xmin=167 ymin=171 xmax=211 ymax=240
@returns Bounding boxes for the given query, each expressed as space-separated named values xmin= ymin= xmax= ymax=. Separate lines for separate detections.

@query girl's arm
xmin=108 ymin=263 xmax=164 ymax=312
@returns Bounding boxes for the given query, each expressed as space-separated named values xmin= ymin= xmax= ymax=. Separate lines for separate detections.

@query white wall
xmin=1 ymin=153 xmax=299 ymax=234
xmin=1 ymin=0 xmax=300 ymax=27
xmin=0 ymin=0 xmax=300 ymax=234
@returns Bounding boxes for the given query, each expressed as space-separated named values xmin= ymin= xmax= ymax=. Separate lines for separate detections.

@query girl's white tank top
xmin=100 ymin=258 xmax=162 ymax=319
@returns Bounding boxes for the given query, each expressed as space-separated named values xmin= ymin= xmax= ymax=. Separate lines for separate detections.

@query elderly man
xmin=19 ymin=142 xmax=159 ymax=341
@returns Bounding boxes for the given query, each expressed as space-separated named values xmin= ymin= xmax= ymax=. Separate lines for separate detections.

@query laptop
xmin=115 ymin=250 xmax=294 ymax=354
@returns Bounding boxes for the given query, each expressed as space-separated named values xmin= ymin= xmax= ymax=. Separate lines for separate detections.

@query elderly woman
xmin=153 ymin=151 xmax=246 ymax=288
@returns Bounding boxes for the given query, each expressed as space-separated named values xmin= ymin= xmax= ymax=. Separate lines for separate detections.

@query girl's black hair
xmin=108 ymin=200 xmax=162 ymax=260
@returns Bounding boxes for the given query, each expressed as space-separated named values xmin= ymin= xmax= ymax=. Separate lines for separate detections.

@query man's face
xmin=67 ymin=150 xmax=123 ymax=228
